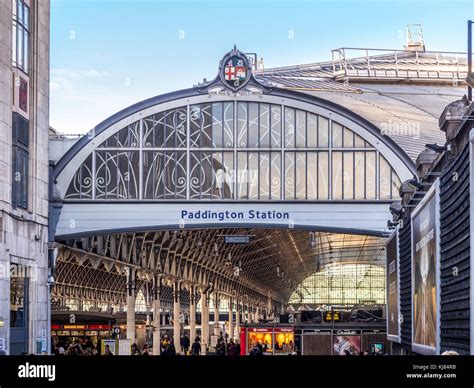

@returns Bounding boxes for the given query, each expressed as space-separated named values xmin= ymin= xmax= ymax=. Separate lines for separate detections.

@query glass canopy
xmin=288 ymin=263 xmax=385 ymax=305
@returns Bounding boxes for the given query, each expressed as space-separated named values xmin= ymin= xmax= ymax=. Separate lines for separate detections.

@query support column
xmin=152 ymin=275 xmax=161 ymax=355
xmin=267 ymin=294 xmax=272 ymax=320
xmin=254 ymin=306 xmax=259 ymax=324
xmin=189 ymin=287 xmax=196 ymax=342
xmin=145 ymin=299 xmax=152 ymax=326
xmin=201 ymin=289 xmax=209 ymax=355
xmin=213 ymin=293 xmax=220 ymax=336
xmin=126 ymin=268 xmax=136 ymax=344
xmin=228 ymin=297 xmax=234 ymax=340
xmin=235 ymin=300 xmax=240 ymax=340
xmin=173 ymin=282 xmax=182 ymax=354
xmin=162 ymin=309 xmax=167 ymax=326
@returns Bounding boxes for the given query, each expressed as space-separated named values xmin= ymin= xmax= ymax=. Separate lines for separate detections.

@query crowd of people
xmin=166 ymin=332 xmax=241 ymax=356
xmin=214 ymin=333 xmax=241 ymax=356
xmin=52 ymin=333 xmax=241 ymax=356
xmin=248 ymin=340 xmax=296 ymax=356
xmin=52 ymin=338 xmax=99 ymax=356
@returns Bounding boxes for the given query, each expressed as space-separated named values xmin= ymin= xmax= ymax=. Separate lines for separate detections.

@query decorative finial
xmin=233 ymin=44 xmax=237 ymax=50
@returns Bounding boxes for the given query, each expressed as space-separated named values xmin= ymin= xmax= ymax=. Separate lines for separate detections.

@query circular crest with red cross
xmin=219 ymin=47 xmax=251 ymax=91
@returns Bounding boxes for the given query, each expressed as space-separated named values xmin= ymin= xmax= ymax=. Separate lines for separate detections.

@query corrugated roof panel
xmin=257 ymin=50 xmax=467 ymax=162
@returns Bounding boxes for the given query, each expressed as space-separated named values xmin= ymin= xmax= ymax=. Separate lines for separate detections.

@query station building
xmin=47 ymin=38 xmax=473 ymax=355
xmin=0 ymin=0 xmax=50 ymax=355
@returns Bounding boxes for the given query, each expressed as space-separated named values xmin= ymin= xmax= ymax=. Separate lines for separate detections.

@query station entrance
xmin=51 ymin=226 xmax=388 ymax=355
xmin=48 ymin=48 xmax=416 ymax=355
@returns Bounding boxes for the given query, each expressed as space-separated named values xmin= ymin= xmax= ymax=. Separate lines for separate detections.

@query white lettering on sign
xmin=181 ymin=210 xmax=290 ymax=221
xmin=415 ymin=228 xmax=434 ymax=252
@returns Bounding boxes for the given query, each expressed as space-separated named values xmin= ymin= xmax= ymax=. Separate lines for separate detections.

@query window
xmin=10 ymin=265 xmax=29 ymax=328
xmin=135 ymin=290 xmax=147 ymax=313
xmin=19 ymin=77 xmax=27 ymax=112
xmin=289 ymin=264 xmax=385 ymax=305
xmin=65 ymin=102 xmax=402 ymax=201
xmin=12 ymin=0 xmax=30 ymax=73
xmin=12 ymin=112 xmax=29 ymax=209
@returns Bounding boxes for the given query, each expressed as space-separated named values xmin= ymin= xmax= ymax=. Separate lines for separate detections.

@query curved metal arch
xmin=53 ymin=86 xmax=414 ymax=197
xmin=53 ymin=256 xmax=128 ymax=305
xmin=54 ymin=226 xmax=388 ymax=306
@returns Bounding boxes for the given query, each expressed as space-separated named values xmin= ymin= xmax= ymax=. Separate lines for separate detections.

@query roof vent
xmin=404 ymin=24 xmax=425 ymax=51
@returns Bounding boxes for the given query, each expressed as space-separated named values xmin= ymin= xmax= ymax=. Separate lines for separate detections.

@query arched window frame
xmin=55 ymin=94 xmax=412 ymax=202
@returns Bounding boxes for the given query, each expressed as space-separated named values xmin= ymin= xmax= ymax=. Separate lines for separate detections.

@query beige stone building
xmin=0 ymin=0 xmax=50 ymax=354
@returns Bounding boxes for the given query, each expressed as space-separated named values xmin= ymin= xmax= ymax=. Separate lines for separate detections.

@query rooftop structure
xmin=256 ymin=46 xmax=469 ymax=160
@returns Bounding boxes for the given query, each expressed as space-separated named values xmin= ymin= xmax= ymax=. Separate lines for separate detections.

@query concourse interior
xmin=51 ymin=227 xmax=388 ymax=355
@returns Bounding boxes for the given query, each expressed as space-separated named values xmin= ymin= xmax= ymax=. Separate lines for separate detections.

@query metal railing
xmin=331 ymin=47 xmax=471 ymax=81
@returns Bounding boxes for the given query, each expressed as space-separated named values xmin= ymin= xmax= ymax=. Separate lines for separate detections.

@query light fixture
xmin=425 ymin=143 xmax=450 ymax=153
xmin=225 ymin=252 xmax=232 ymax=266
xmin=389 ymin=202 xmax=404 ymax=217
xmin=407 ymin=177 xmax=423 ymax=190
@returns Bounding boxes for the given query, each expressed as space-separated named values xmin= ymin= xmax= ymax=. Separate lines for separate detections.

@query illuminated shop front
xmin=240 ymin=326 xmax=295 ymax=355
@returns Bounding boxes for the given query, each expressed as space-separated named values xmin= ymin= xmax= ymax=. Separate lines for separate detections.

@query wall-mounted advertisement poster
xmin=411 ymin=179 xmax=440 ymax=355
xmin=368 ymin=342 xmax=384 ymax=355
xmin=333 ymin=332 xmax=361 ymax=355
xmin=386 ymin=228 xmax=400 ymax=343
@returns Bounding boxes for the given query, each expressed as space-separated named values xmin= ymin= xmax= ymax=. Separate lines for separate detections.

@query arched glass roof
xmin=288 ymin=263 xmax=385 ymax=306
xmin=64 ymin=101 xmax=401 ymax=201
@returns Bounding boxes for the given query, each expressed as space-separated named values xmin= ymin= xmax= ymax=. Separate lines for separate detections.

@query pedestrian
xmin=104 ymin=344 xmax=114 ymax=356
xmin=216 ymin=338 xmax=226 ymax=356
xmin=191 ymin=337 xmax=201 ymax=355
xmin=235 ymin=340 xmax=241 ymax=356
xmin=227 ymin=339 xmax=237 ymax=356
xmin=181 ymin=334 xmax=190 ymax=355
xmin=249 ymin=345 xmax=262 ymax=356
xmin=131 ymin=343 xmax=141 ymax=355
xmin=167 ymin=340 xmax=176 ymax=356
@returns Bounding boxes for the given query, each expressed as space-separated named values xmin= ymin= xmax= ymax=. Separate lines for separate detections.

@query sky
xmin=50 ymin=0 xmax=474 ymax=134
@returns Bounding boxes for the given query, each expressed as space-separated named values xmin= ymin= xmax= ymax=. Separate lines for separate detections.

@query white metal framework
xmin=289 ymin=264 xmax=385 ymax=305
xmin=63 ymin=100 xmax=402 ymax=202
